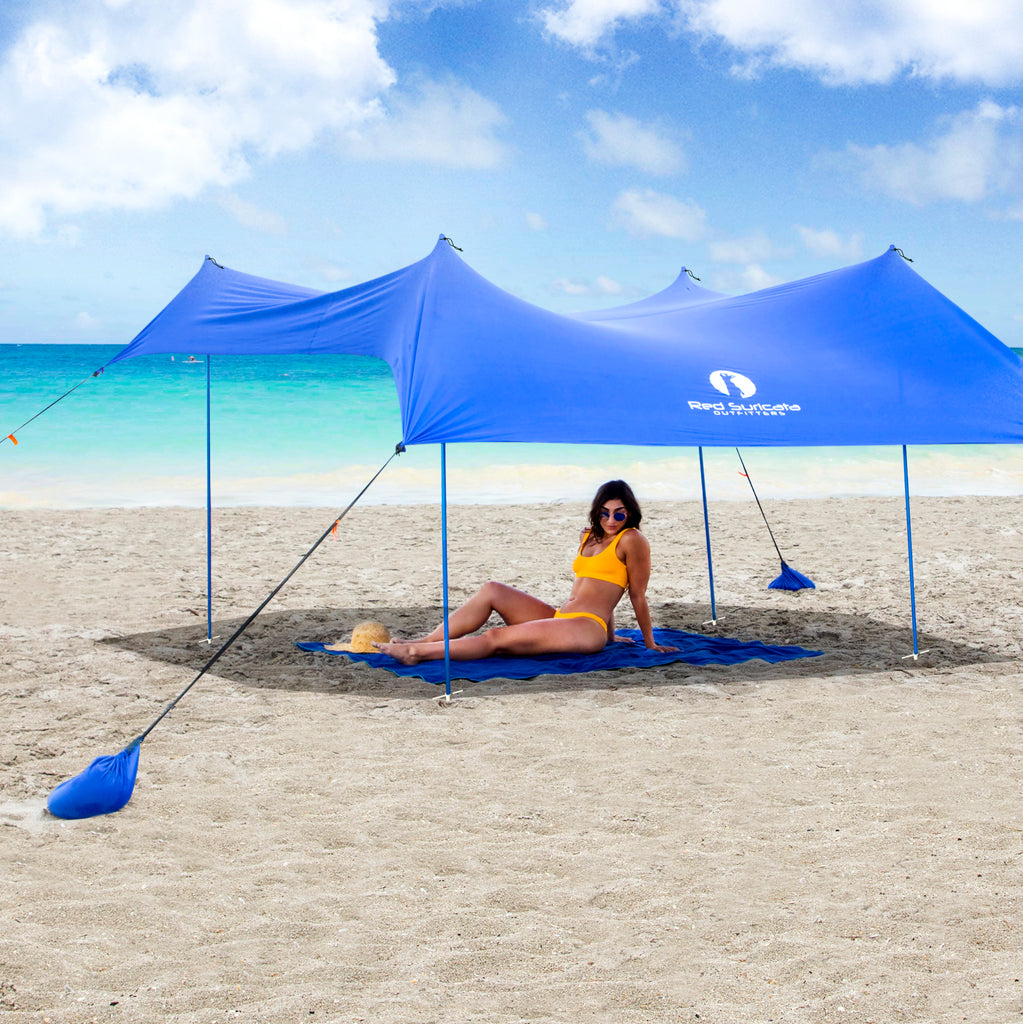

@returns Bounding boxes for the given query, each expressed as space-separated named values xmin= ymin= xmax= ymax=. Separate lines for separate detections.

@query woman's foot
xmin=372 ymin=641 xmax=423 ymax=665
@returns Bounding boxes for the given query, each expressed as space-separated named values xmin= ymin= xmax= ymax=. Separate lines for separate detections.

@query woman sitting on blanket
xmin=374 ymin=480 xmax=678 ymax=664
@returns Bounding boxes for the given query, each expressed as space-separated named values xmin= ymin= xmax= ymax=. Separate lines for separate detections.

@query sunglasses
xmin=600 ymin=508 xmax=627 ymax=522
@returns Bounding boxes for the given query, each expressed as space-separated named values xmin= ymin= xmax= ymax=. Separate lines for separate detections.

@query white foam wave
xmin=3 ymin=445 xmax=1020 ymax=508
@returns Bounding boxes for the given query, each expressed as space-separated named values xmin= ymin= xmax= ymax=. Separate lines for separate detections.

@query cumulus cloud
xmin=541 ymin=0 xmax=1023 ymax=86
xmin=552 ymin=274 xmax=624 ymax=296
xmin=73 ymin=311 xmax=101 ymax=330
xmin=306 ymin=260 xmax=355 ymax=285
xmin=708 ymin=231 xmax=774 ymax=263
xmin=611 ymin=187 xmax=708 ymax=239
xmin=580 ymin=109 xmax=685 ymax=175
xmin=526 ymin=211 xmax=548 ymax=231
xmin=611 ymin=190 xmax=788 ymax=274
xmin=795 ymin=226 xmax=864 ymax=260
xmin=596 ymin=275 xmax=623 ymax=294
xmin=0 ymin=0 xmax=396 ymax=235
xmin=539 ymin=0 xmax=662 ymax=49
xmin=711 ymin=263 xmax=781 ymax=292
xmin=342 ymin=79 xmax=507 ymax=168
xmin=553 ymin=277 xmax=592 ymax=295
xmin=683 ymin=0 xmax=1023 ymax=86
xmin=0 ymin=1 xmax=507 ymax=236
xmin=843 ymin=101 xmax=1023 ymax=205
xmin=218 ymin=193 xmax=288 ymax=236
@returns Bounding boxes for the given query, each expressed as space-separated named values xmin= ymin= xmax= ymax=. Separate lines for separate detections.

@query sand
xmin=1 ymin=496 xmax=1021 ymax=1023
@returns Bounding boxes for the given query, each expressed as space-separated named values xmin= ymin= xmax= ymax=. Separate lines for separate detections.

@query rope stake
xmin=2 ymin=366 xmax=106 ymax=446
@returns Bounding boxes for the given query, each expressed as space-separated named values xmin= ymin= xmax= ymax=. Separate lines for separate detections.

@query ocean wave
xmin=3 ymin=445 xmax=1020 ymax=508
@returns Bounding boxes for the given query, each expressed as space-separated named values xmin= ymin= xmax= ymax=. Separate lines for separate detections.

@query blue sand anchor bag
xmin=47 ymin=741 xmax=141 ymax=820
xmin=769 ymin=562 xmax=816 ymax=591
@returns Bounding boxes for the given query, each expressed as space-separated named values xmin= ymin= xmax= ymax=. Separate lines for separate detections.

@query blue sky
xmin=0 ymin=0 xmax=1021 ymax=347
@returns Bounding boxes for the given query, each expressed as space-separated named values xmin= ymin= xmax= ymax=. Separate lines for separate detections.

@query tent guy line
xmin=28 ymin=230 xmax=1021 ymax=817
xmin=1 ymin=365 xmax=105 ymax=447
xmin=46 ymin=443 xmax=405 ymax=820
xmin=8 ymin=233 xmax=1019 ymax=653
xmin=8 ymin=236 xmax=1023 ymax=448
xmin=735 ymin=448 xmax=815 ymax=592
xmin=99 ymin=232 xmax=1021 ymax=661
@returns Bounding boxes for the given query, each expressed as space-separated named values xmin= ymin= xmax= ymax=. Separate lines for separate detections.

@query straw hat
xmin=326 ymin=620 xmax=391 ymax=653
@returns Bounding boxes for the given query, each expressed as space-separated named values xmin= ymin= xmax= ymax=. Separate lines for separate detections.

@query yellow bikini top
xmin=572 ymin=528 xmax=631 ymax=588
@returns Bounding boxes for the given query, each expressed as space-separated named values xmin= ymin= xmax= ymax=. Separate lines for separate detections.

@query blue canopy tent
xmin=41 ymin=235 xmax=1023 ymax=818
xmin=114 ymin=237 xmax=1023 ymax=447
xmin=110 ymin=235 xmax=1023 ymax=685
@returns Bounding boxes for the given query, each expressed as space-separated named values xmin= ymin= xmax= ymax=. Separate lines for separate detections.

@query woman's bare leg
xmin=375 ymin=616 xmax=605 ymax=665
xmin=416 ymin=582 xmax=555 ymax=642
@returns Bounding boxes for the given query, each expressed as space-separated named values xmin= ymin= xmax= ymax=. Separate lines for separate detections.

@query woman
xmin=374 ymin=480 xmax=677 ymax=664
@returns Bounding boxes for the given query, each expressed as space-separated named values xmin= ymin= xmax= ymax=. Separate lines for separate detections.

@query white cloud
xmin=611 ymin=187 xmax=708 ymax=239
xmin=0 ymin=1 xmax=395 ymax=235
xmin=553 ymin=277 xmax=592 ymax=295
xmin=218 ymin=192 xmax=288 ymax=236
xmin=526 ymin=211 xmax=548 ymax=231
xmin=708 ymin=231 xmax=774 ymax=263
xmin=308 ymin=261 xmax=355 ymax=285
xmin=580 ymin=109 xmax=685 ymax=175
xmin=539 ymin=0 xmax=662 ymax=49
xmin=685 ymin=0 xmax=1023 ymax=86
xmin=711 ymin=263 xmax=781 ymax=292
xmin=552 ymin=274 xmax=625 ymax=296
xmin=596 ymin=275 xmax=623 ymax=294
xmin=73 ymin=311 xmax=101 ymax=330
xmin=795 ymin=226 xmax=864 ymax=260
xmin=844 ymin=101 xmax=1023 ymax=205
xmin=342 ymin=79 xmax=507 ymax=168
xmin=542 ymin=0 xmax=1023 ymax=86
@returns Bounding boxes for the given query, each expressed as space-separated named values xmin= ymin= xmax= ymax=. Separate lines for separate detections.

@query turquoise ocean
xmin=2 ymin=343 xmax=1021 ymax=508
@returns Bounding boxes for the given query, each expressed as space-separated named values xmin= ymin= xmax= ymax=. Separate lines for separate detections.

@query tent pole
xmin=698 ymin=447 xmax=717 ymax=624
xmin=901 ymin=445 xmax=927 ymax=660
xmin=440 ymin=443 xmax=452 ymax=698
xmin=205 ymin=355 xmax=214 ymax=643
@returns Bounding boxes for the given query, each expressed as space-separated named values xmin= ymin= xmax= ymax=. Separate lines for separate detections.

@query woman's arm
xmin=620 ymin=530 xmax=677 ymax=652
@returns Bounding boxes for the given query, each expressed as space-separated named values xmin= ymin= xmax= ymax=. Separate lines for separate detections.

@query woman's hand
xmin=614 ymin=635 xmax=678 ymax=652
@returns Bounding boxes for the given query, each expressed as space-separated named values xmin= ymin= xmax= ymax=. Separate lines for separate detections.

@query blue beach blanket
xmin=296 ymin=628 xmax=822 ymax=684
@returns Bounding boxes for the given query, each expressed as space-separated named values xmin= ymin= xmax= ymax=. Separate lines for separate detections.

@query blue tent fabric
xmin=110 ymin=237 xmax=1023 ymax=448
xmin=46 ymin=740 xmax=141 ymax=819
xmin=296 ymin=628 xmax=823 ymax=684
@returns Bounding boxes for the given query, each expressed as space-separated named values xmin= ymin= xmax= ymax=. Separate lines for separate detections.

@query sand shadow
xmin=96 ymin=602 xmax=1009 ymax=698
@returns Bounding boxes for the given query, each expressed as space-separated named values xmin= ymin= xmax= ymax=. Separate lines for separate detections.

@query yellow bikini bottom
xmin=553 ymin=609 xmax=607 ymax=631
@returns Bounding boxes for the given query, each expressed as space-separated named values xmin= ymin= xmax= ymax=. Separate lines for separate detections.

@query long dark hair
xmin=588 ymin=480 xmax=642 ymax=541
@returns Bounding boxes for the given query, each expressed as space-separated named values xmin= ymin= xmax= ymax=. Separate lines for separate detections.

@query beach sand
xmin=1 ymin=497 xmax=1021 ymax=1023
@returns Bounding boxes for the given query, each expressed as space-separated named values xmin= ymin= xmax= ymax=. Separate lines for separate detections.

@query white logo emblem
xmin=709 ymin=369 xmax=756 ymax=399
